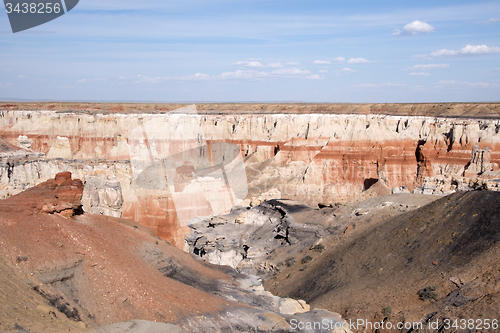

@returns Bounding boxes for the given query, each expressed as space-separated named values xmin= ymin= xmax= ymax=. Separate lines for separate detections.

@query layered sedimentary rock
xmin=1 ymin=108 xmax=499 ymax=246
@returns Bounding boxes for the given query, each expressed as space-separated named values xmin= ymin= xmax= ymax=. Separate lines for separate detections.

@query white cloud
xmin=121 ymin=73 xmax=210 ymax=83
xmin=437 ymin=80 xmax=460 ymax=85
xmin=129 ymin=75 xmax=160 ymax=84
xmin=313 ymin=57 xmax=344 ymax=65
xmin=307 ymin=74 xmax=324 ymax=80
xmin=411 ymin=64 xmax=449 ymax=70
xmin=409 ymin=72 xmax=431 ymax=76
xmin=234 ymin=61 xmax=287 ymax=68
xmin=234 ymin=61 xmax=264 ymax=68
xmin=220 ymin=67 xmax=312 ymax=79
xmin=393 ymin=20 xmax=434 ymax=36
xmin=318 ymin=69 xmax=328 ymax=73
xmin=271 ymin=68 xmax=311 ymax=75
xmin=358 ymin=82 xmax=406 ymax=88
xmin=77 ymin=78 xmax=107 ymax=84
xmin=430 ymin=44 xmax=500 ymax=57
xmin=341 ymin=67 xmax=357 ymax=73
xmin=485 ymin=18 xmax=500 ymax=23
xmin=382 ymin=82 xmax=407 ymax=87
xmin=347 ymin=58 xmax=374 ymax=64
xmin=18 ymin=75 xmax=26 ymax=79
xmin=267 ymin=62 xmax=284 ymax=68
xmin=219 ymin=70 xmax=267 ymax=80
xmin=435 ymin=80 xmax=499 ymax=87
xmin=182 ymin=73 xmax=210 ymax=80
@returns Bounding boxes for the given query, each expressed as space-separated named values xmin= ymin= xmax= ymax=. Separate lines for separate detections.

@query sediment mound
xmin=266 ymin=190 xmax=500 ymax=331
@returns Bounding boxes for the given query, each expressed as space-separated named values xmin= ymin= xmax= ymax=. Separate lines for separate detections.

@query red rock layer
xmin=0 ymin=171 xmax=83 ymax=217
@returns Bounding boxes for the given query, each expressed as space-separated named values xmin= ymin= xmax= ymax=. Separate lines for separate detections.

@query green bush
xmin=312 ymin=244 xmax=325 ymax=252
xmin=418 ymin=286 xmax=439 ymax=301
xmin=382 ymin=306 xmax=392 ymax=316
xmin=301 ymin=255 xmax=313 ymax=264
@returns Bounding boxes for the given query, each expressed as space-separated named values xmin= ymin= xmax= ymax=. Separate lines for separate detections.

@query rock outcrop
xmin=186 ymin=194 xmax=440 ymax=281
xmin=1 ymin=107 xmax=499 ymax=246
xmin=0 ymin=171 xmax=83 ymax=217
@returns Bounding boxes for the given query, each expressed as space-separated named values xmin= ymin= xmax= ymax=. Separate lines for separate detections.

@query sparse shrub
xmin=418 ymin=286 xmax=439 ymax=301
xmin=286 ymin=273 xmax=291 ymax=279
xmin=155 ymin=240 xmax=158 ymax=245
xmin=165 ymin=241 xmax=171 ymax=245
xmin=133 ymin=225 xmax=138 ymax=229
xmin=301 ymin=255 xmax=313 ymax=264
xmin=300 ymin=265 xmax=309 ymax=271
xmin=285 ymin=257 xmax=295 ymax=267
xmin=382 ymin=306 xmax=392 ymax=316
xmin=312 ymin=244 xmax=325 ymax=252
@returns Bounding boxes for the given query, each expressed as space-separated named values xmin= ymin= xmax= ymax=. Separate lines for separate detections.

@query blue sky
xmin=1 ymin=0 xmax=499 ymax=103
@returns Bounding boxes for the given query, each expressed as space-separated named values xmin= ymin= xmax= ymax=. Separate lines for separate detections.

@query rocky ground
xmin=186 ymin=188 xmax=500 ymax=333
xmin=265 ymin=190 xmax=500 ymax=330
xmin=0 ymin=172 xmax=352 ymax=333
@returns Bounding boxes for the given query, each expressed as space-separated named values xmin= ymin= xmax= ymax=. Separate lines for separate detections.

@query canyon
xmin=1 ymin=102 xmax=500 ymax=333
xmin=0 ymin=172 xmax=349 ymax=333
xmin=1 ymin=103 xmax=500 ymax=248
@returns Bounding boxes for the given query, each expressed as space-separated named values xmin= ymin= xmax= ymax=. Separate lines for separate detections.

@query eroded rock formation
xmin=0 ymin=171 xmax=83 ymax=218
xmin=0 ymin=174 xmax=350 ymax=332
xmin=1 ymin=108 xmax=499 ymax=246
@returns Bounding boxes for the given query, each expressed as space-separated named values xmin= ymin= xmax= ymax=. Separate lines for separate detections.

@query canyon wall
xmin=1 ymin=108 xmax=499 ymax=247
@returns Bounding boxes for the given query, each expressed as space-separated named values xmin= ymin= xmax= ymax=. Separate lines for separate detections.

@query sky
xmin=0 ymin=0 xmax=500 ymax=103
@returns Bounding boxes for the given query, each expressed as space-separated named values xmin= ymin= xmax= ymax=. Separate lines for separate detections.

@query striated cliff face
xmin=1 ymin=108 xmax=499 ymax=246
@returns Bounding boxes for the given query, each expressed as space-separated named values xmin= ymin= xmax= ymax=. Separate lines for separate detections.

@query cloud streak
xmin=429 ymin=45 xmax=500 ymax=57
xmin=409 ymin=72 xmax=431 ymax=76
xmin=347 ymin=58 xmax=375 ymax=64
xmin=313 ymin=60 xmax=331 ymax=65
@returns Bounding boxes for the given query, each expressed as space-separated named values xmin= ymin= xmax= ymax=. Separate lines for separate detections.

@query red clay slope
xmin=0 ymin=172 xmax=239 ymax=330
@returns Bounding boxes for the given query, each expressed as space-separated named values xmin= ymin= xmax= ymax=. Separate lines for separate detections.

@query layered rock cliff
xmin=1 ymin=106 xmax=499 ymax=246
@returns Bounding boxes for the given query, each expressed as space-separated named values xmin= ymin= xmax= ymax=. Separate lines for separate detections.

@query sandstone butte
xmin=1 ymin=102 xmax=499 ymax=247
